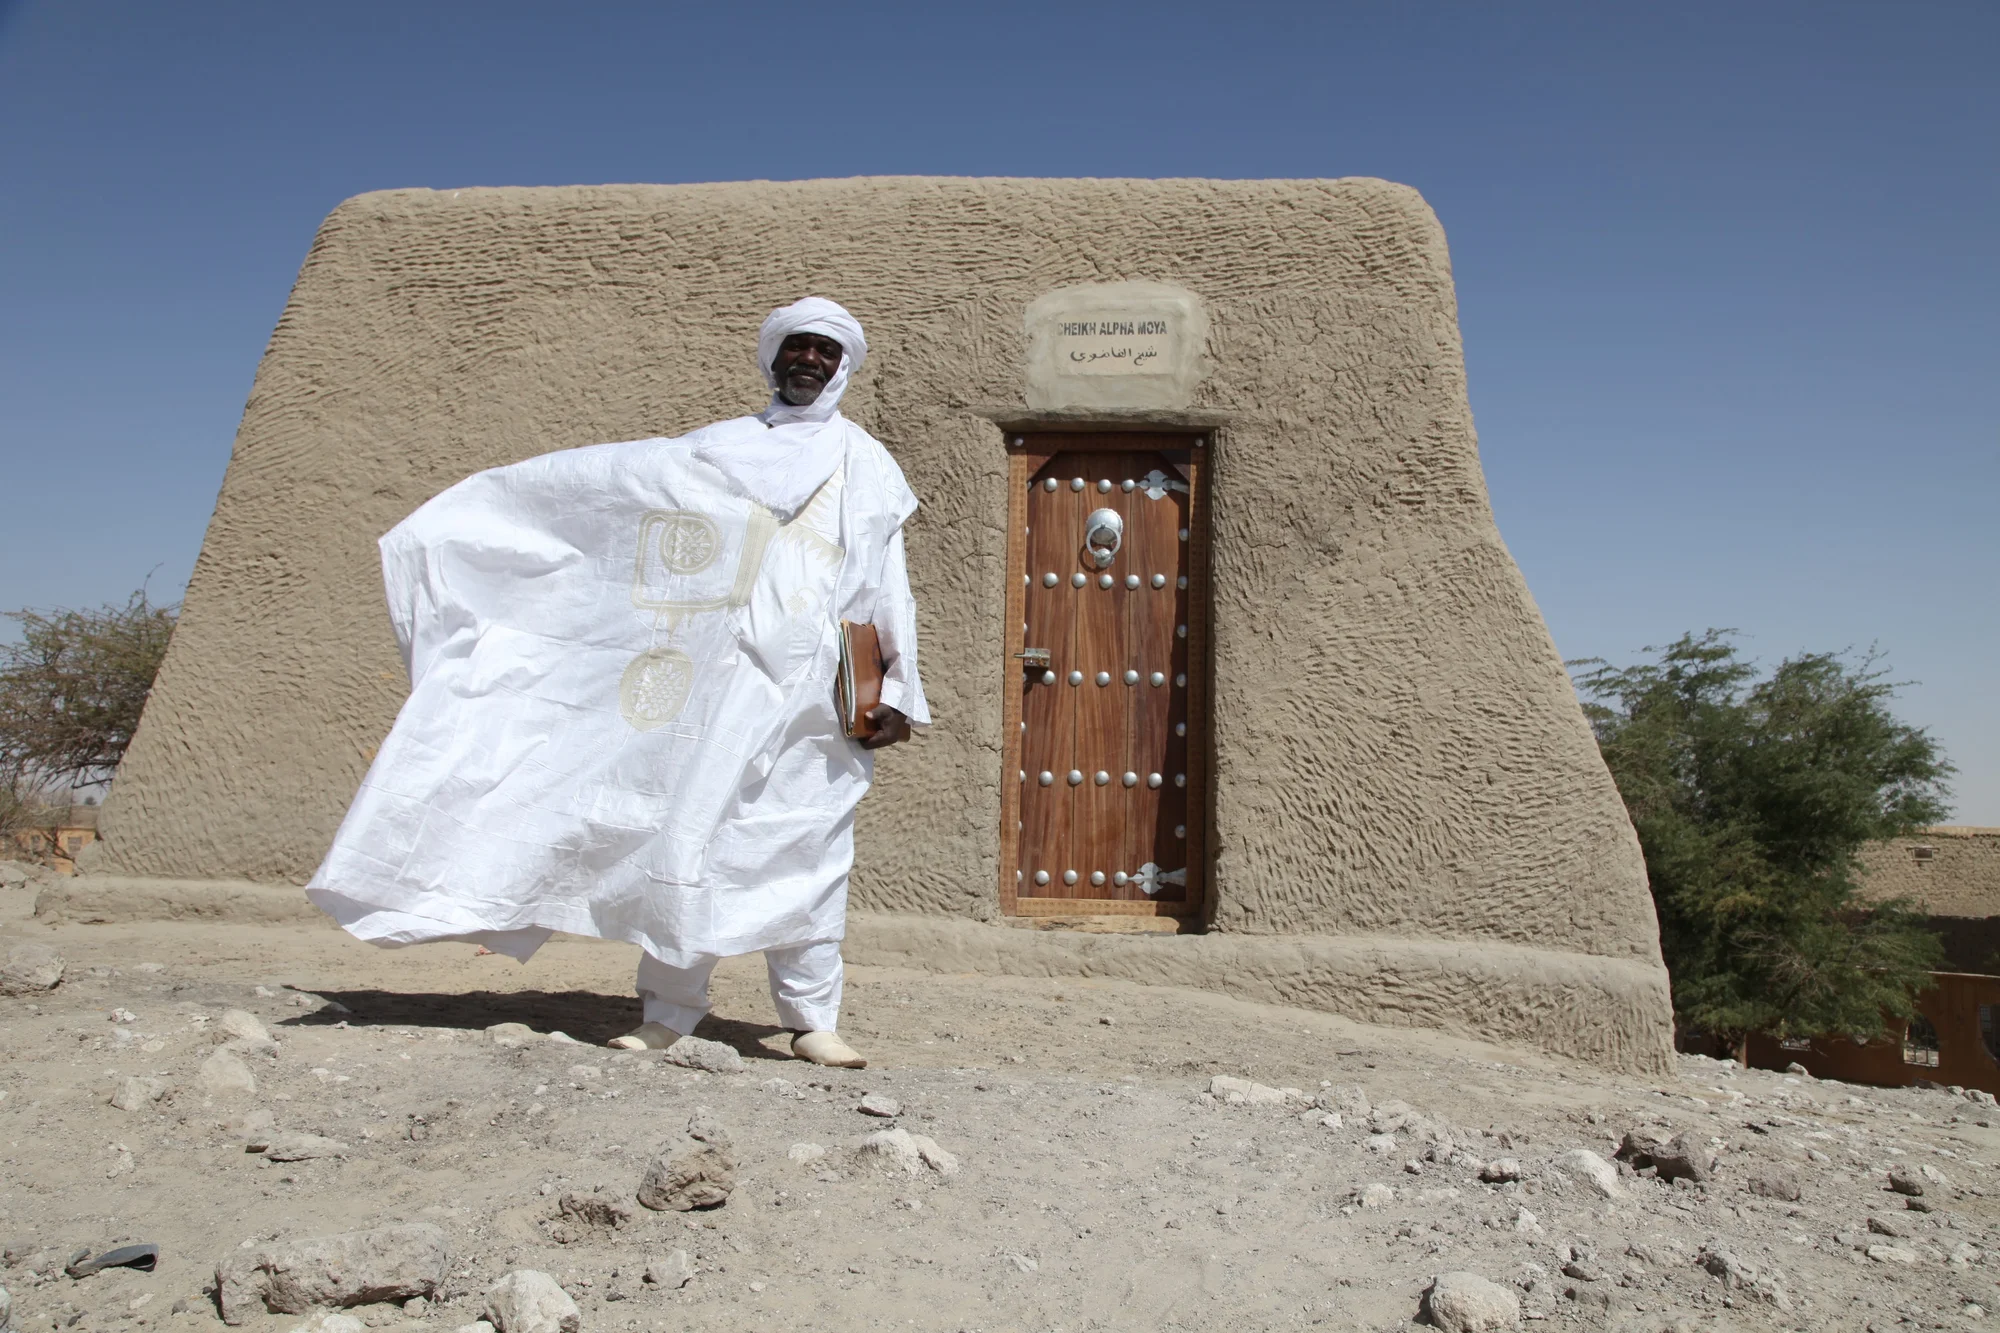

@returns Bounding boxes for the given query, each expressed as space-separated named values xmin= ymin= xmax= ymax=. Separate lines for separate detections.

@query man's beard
xmin=779 ymin=373 xmax=826 ymax=406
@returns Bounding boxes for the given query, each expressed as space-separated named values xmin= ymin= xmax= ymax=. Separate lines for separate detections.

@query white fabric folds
xmin=306 ymin=394 xmax=928 ymax=968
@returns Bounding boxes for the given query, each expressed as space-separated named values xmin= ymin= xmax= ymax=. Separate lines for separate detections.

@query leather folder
xmin=837 ymin=620 xmax=885 ymax=741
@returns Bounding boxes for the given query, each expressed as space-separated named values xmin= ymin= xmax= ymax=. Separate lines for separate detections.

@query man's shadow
xmin=280 ymin=989 xmax=792 ymax=1059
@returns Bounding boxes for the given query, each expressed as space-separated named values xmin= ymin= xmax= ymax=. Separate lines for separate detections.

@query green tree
xmin=1573 ymin=631 xmax=1953 ymax=1056
xmin=0 ymin=590 xmax=178 ymax=807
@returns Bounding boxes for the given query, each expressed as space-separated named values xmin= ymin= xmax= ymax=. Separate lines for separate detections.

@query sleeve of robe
xmin=871 ymin=526 xmax=930 ymax=726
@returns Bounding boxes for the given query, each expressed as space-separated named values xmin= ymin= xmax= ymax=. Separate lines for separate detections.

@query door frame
xmin=997 ymin=429 xmax=1214 ymax=920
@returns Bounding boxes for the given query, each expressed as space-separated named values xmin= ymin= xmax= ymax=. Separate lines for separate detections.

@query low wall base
xmin=35 ymin=876 xmax=1676 ymax=1075
xmin=845 ymin=913 xmax=1675 ymax=1076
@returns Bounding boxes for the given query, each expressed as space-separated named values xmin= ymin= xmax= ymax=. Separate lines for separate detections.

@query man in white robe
xmin=306 ymin=297 xmax=925 ymax=1069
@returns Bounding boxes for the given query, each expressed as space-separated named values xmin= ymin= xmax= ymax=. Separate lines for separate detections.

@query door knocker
xmin=1083 ymin=508 xmax=1124 ymax=569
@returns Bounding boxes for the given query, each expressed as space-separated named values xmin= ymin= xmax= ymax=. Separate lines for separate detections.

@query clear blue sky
xmin=1 ymin=1 xmax=1994 ymax=820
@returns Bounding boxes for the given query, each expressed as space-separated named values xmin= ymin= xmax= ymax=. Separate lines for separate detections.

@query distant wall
xmin=96 ymin=177 xmax=1662 ymax=983
xmin=1859 ymin=827 xmax=2000 ymax=918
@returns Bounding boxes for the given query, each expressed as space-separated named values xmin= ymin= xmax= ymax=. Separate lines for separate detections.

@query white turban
xmin=691 ymin=297 xmax=871 ymax=519
xmin=756 ymin=297 xmax=868 ymax=426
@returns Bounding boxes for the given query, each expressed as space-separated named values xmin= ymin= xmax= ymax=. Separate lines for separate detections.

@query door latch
xmin=1083 ymin=509 xmax=1124 ymax=569
xmin=1015 ymin=648 xmax=1051 ymax=670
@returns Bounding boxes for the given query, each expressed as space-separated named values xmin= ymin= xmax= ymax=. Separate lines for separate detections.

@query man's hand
xmin=860 ymin=704 xmax=912 ymax=749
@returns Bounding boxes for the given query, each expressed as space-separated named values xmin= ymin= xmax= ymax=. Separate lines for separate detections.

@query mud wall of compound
xmin=96 ymin=176 xmax=1661 ymax=978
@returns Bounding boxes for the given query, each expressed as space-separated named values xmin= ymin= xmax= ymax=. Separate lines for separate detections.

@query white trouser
xmin=635 ymin=939 xmax=844 ymax=1036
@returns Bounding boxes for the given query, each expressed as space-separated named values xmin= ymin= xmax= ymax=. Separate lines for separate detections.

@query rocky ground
xmin=4 ymin=871 xmax=2000 ymax=1333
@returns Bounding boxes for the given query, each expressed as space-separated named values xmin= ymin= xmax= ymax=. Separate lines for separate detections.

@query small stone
xmin=641 ymin=1251 xmax=694 ymax=1289
xmin=1097 ymin=1015 xmax=1114 ymax=1026
xmin=263 ymin=1132 xmax=347 ymax=1162
xmin=1479 ymin=1158 xmax=1521 ymax=1183
xmin=0 ymin=943 xmax=64 ymax=995
xmin=1551 ymin=1148 xmax=1622 ymax=1198
xmin=217 ymin=1009 xmax=271 ymax=1045
xmin=1512 ymin=1207 xmax=1542 ymax=1234
xmin=1952 ymin=1242 xmax=1983 ymax=1266
xmin=484 ymin=1270 xmax=579 ymax=1333
xmin=1422 ymin=1270 xmax=1522 ymax=1332
xmin=1784 ymin=1062 xmax=1809 ymax=1076
xmin=1359 ymin=1183 xmax=1395 ymax=1208
xmin=557 ymin=1192 xmax=633 ymax=1230
xmin=1866 ymin=1243 xmax=1919 ymax=1265
xmin=910 ymin=1133 xmax=960 ymax=1177
xmin=857 ymin=1093 xmax=902 ymax=1118
xmin=1004 ymin=1254 xmax=1038 ymax=1274
xmin=485 ymin=1023 xmax=535 ymax=1047
xmin=109 ymin=1007 xmax=138 ymax=1023
xmin=1365 ymin=1133 xmax=1398 ymax=1154
xmin=453 ymin=1323 xmax=495 ymax=1333
xmin=685 ymin=1108 xmax=731 ymax=1149
xmin=1560 ymin=1260 xmax=1602 ymax=1283
xmin=402 ymin=1297 xmax=428 ymax=1316
xmin=1208 ymin=1075 xmax=1298 ymax=1107
xmin=787 ymin=1143 xmax=826 ymax=1165
xmin=858 ymin=1127 xmax=924 ymax=1174
xmin=664 ymin=1036 xmax=744 ymax=1074
xmin=285 ymin=1314 xmax=365 ymax=1333
xmin=1747 ymin=1169 xmax=1801 ymax=1201
xmin=1867 ymin=1214 xmax=1911 ymax=1237
xmin=0 ymin=1282 xmax=11 ymax=1333
xmin=1920 ymin=1162 xmax=1950 ymax=1186
xmin=200 ymin=1048 xmax=258 ymax=1098
xmin=1887 ymin=1166 xmax=1925 ymax=1196
xmin=545 ymin=1031 xmax=580 ymax=1045
xmin=110 ymin=1076 xmax=169 ymax=1112
xmin=230 ymin=1107 xmax=277 ymax=1139
xmin=1696 ymin=1248 xmax=1792 ymax=1311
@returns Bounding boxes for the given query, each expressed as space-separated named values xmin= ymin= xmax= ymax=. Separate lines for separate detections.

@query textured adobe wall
xmin=97 ymin=177 xmax=1662 ymax=995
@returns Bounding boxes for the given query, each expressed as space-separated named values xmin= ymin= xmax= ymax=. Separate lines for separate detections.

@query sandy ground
xmin=5 ymin=879 xmax=2000 ymax=1333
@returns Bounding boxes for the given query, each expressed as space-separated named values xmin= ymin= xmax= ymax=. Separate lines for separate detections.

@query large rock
xmin=636 ymin=1111 xmax=735 ymax=1211
xmin=215 ymin=1224 xmax=449 ymax=1324
xmin=484 ymin=1270 xmax=579 ymax=1333
xmin=1422 ymin=1271 xmax=1521 ymax=1331
xmin=1615 ymin=1129 xmax=1713 ymax=1183
xmin=0 ymin=943 xmax=64 ymax=996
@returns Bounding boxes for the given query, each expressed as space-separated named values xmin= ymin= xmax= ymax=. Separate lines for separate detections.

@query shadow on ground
xmin=277 ymin=990 xmax=792 ymax=1057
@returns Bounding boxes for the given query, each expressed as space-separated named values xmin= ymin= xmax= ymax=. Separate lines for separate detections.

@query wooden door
xmin=999 ymin=432 xmax=1210 ymax=919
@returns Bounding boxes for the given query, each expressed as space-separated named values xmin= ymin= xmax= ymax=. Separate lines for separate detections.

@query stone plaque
xmin=1024 ymin=281 xmax=1207 ymax=410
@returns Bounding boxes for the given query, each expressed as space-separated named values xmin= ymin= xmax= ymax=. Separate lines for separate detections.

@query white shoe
xmin=608 ymin=1021 xmax=681 ymax=1051
xmin=792 ymin=1030 xmax=867 ymax=1068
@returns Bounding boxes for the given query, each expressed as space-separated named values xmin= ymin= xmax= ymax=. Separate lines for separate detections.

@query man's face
xmin=772 ymin=332 xmax=844 ymax=406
